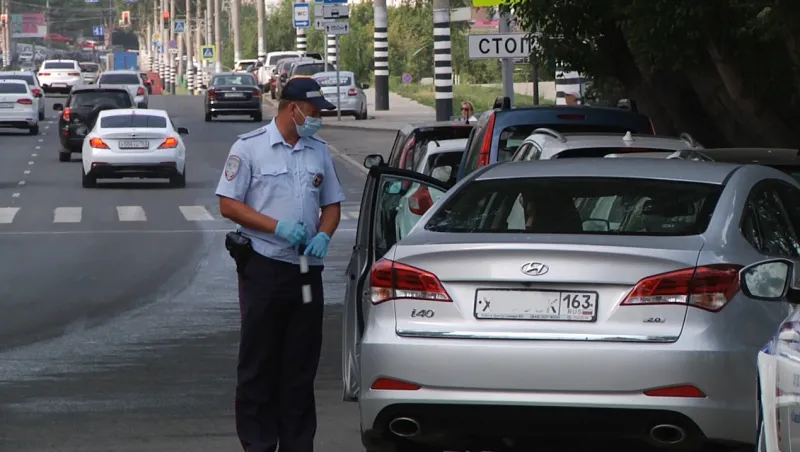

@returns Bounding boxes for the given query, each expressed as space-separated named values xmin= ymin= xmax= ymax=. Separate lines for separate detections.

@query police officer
xmin=215 ymin=77 xmax=345 ymax=452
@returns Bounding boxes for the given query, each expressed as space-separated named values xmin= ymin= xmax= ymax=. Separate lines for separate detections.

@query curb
xmin=263 ymin=95 xmax=402 ymax=133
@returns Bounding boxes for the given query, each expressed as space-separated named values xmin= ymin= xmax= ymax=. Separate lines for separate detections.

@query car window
xmin=269 ymin=53 xmax=298 ymax=65
xmin=69 ymin=91 xmax=132 ymax=108
xmin=43 ymin=61 xmax=77 ymax=70
xmin=388 ymin=131 xmax=408 ymax=167
xmin=293 ymin=63 xmax=326 ymax=76
xmin=425 ymin=150 xmax=462 ymax=185
xmin=0 ymin=83 xmax=27 ymax=93
xmin=513 ymin=142 xmax=533 ymax=161
xmin=0 ymin=74 xmax=35 ymax=85
xmin=80 ymin=63 xmax=99 ymax=72
xmin=100 ymin=114 xmax=168 ymax=128
xmin=212 ymin=75 xmax=256 ymax=86
xmin=741 ymin=201 xmax=763 ymax=251
xmin=98 ymin=73 xmax=141 ymax=84
xmin=426 ymin=177 xmax=722 ymax=236
xmin=743 ymin=183 xmax=800 ymax=257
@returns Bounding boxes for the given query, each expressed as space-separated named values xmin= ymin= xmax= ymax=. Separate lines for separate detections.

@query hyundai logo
xmin=521 ymin=262 xmax=549 ymax=276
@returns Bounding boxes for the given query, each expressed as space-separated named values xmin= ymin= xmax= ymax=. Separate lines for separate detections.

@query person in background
xmin=564 ymin=91 xmax=581 ymax=106
xmin=461 ymin=101 xmax=477 ymax=123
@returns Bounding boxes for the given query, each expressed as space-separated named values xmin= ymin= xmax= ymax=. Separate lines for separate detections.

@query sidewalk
xmin=264 ymin=88 xmax=435 ymax=132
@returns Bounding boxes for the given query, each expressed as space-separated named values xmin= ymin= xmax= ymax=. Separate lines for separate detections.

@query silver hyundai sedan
xmin=343 ymin=157 xmax=794 ymax=452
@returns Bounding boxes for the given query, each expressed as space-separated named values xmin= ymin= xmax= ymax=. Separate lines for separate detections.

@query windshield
xmin=43 ymin=62 xmax=77 ymax=70
xmin=426 ymin=177 xmax=722 ymax=236
xmin=293 ymin=63 xmax=325 ymax=76
xmin=314 ymin=75 xmax=351 ymax=87
xmin=212 ymin=74 xmax=256 ymax=86
xmin=69 ymin=91 xmax=132 ymax=108
xmin=0 ymin=75 xmax=34 ymax=85
xmin=100 ymin=115 xmax=167 ymax=128
xmin=0 ymin=83 xmax=27 ymax=93
xmin=269 ymin=54 xmax=298 ymax=65
xmin=235 ymin=61 xmax=256 ymax=70
xmin=80 ymin=63 xmax=99 ymax=72
xmin=98 ymin=73 xmax=141 ymax=85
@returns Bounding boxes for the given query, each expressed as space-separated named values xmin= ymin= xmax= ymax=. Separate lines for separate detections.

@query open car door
xmin=342 ymin=163 xmax=450 ymax=402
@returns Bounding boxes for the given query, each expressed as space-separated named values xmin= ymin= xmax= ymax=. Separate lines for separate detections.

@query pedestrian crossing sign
xmin=200 ymin=45 xmax=216 ymax=62
xmin=173 ymin=19 xmax=186 ymax=33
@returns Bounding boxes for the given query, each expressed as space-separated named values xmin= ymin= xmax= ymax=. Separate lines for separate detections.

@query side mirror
xmin=363 ymin=154 xmax=385 ymax=169
xmin=361 ymin=83 xmax=370 ymax=89
xmin=740 ymin=259 xmax=793 ymax=301
xmin=137 ymin=102 xmax=147 ymax=109
xmin=53 ymin=103 xmax=63 ymax=111
xmin=177 ymin=127 xmax=189 ymax=135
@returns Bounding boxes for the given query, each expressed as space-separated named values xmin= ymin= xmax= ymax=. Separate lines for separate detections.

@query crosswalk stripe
xmin=53 ymin=207 xmax=82 ymax=223
xmin=179 ymin=205 xmax=215 ymax=221
xmin=0 ymin=207 xmax=19 ymax=224
xmin=117 ymin=206 xmax=147 ymax=222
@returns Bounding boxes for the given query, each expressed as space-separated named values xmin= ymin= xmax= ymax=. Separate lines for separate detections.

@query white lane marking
xmin=0 ymin=207 xmax=20 ymax=223
xmin=37 ymin=139 xmax=43 ymax=142
xmin=0 ymin=228 xmax=358 ymax=236
xmin=31 ymin=153 xmax=37 ymax=157
xmin=28 ymin=161 xmax=34 ymax=165
xmin=53 ymin=207 xmax=82 ymax=223
xmin=17 ymin=181 xmax=25 ymax=186
xmin=116 ymin=205 xmax=147 ymax=222
xmin=35 ymin=146 xmax=40 ymax=150
xmin=23 ymin=170 xmax=30 ymax=175
xmin=11 ymin=193 xmax=20 ymax=198
xmin=179 ymin=205 xmax=215 ymax=221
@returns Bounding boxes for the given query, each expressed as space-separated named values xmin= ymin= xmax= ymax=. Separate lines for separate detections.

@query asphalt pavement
xmin=0 ymin=94 xmax=395 ymax=451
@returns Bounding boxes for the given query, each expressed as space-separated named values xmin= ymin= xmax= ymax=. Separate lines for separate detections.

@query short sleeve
xmin=215 ymin=140 xmax=251 ymax=202
xmin=319 ymin=150 xmax=346 ymax=207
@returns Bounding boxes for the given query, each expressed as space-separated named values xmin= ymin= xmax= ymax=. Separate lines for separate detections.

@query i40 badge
xmin=411 ymin=309 xmax=435 ymax=318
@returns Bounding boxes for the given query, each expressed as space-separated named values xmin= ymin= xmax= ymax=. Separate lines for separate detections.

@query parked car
xmin=79 ymin=61 xmax=100 ymax=85
xmin=386 ymin=121 xmax=475 ymax=170
xmin=695 ymin=148 xmax=800 ymax=182
xmin=81 ymin=108 xmax=189 ymax=188
xmin=312 ymin=71 xmax=369 ymax=120
xmin=96 ymin=70 xmax=148 ymax=107
xmin=456 ymin=104 xmax=656 ymax=181
xmin=344 ymin=157 xmax=792 ymax=452
xmin=0 ymin=71 xmax=45 ymax=120
xmin=260 ymin=50 xmax=301 ymax=95
xmin=53 ymin=86 xmax=139 ymax=162
xmin=202 ymin=72 xmax=262 ymax=122
xmin=0 ymin=79 xmax=39 ymax=135
xmin=38 ymin=59 xmax=83 ymax=94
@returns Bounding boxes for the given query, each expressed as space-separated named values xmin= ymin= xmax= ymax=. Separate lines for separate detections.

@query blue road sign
xmin=85 ymin=0 xmax=99 ymax=3
xmin=173 ymin=20 xmax=185 ymax=33
xmin=323 ymin=0 xmax=347 ymax=5
xmin=201 ymin=46 xmax=215 ymax=60
xmin=92 ymin=26 xmax=104 ymax=37
xmin=169 ymin=40 xmax=177 ymax=49
xmin=293 ymin=2 xmax=310 ymax=28
xmin=401 ymin=73 xmax=412 ymax=84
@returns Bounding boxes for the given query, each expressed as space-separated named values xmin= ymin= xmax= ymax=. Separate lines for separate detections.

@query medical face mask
xmin=293 ymin=105 xmax=322 ymax=137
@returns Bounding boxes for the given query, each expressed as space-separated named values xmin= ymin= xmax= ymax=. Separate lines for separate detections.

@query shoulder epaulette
xmin=238 ymin=127 xmax=268 ymax=141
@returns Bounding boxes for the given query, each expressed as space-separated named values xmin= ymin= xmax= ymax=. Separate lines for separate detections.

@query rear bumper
xmin=84 ymin=148 xmax=185 ymax=178
xmin=87 ymin=162 xmax=182 ymax=179
xmin=322 ymin=97 xmax=360 ymax=114
xmin=208 ymin=100 xmax=261 ymax=114
xmin=41 ymin=78 xmax=81 ymax=92
xmin=0 ymin=111 xmax=38 ymax=127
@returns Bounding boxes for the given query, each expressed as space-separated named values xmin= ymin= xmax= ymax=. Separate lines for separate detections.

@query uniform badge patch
xmin=225 ymin=155 xmax=241 ymax=181
xmin=312 ymin=173 xmax=323 ymax=188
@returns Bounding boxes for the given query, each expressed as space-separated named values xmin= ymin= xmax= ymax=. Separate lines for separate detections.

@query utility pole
xmin=195 ymin=8 xmax=203 ymax=90
xmin=169 ymin=0 xmax=176 ymax=94
xmin=499 ymin=10 xmax=514 ymax=107
xmin=232 ymin=0 xmax=241 ymax=63
xmin=161 ymin=0 xmax=167 ymax=89
xmin=4 ymin=0 xmax=11 ymax=67
xmin=432 ymin=0 xmax=452 ymax=121
xmin=205 ymin=0 xmax=211 ymax=72
xmin=326 ymin=35 xmax=336 ymax=66
xmin=185 ymin=0 xmax=193 ymax=95
xmin=0 ymin=0 xmax=6 ymax=68
xmin=45 ymin=0 xmax=51 ymax=55
xmin=254 ymin=0 xmax=263 ymax=62
xmin=373 ymin=0 xmax=389 ymax=110
xmin=214 ymin=0 xmax=221 ymax=73
xmin=295 ymin=0 xmax=306 ymax=54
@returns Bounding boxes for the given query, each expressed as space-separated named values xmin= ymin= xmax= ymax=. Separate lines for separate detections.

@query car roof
xmin=313 ymin=71 xmax=353 ymax=78
xmin=0 ymin=78 xmax=29 ymax=84
xmin=0 ymin=71 xmax=34 ymax=76
xmin=213 ymin=71 xmax=254 ymax=77
xmin=99 ymin=108 xmax=168 ymax=117
xmin=101 ymin=70 xmax=139 ymax=75
xmin=527 ymin=131 xmax=701 ymax=154
xmin=699 ymin=147 xmax=800 ymax=164
xmin=491 ymin=105 xmax=652 ymax=132
xmin=477 ymin=158 xmax=741 ymax=185
xmin=72 ymin=85 xmax=131 ymax=93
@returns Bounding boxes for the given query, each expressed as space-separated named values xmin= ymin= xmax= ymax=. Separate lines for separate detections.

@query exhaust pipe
xmin=388 ymin=417 xmax=420 ymax=437
xmin=649 ymin=424 xmax=687 ymax=445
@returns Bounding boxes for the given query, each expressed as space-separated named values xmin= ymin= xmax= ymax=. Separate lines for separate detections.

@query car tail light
xmin=31 ymin=88 xmax=41 ymax=97
xmin=136 ymin=87 xmax=145 ymax=96
xmin=644 ymin=384 xmax=706 ymax=398
xmin=370 ymin=378 xmax=421 ymax=391
xmin=16 ymin=98 xmax=33 ymax=105
xmin=158 ymin=137 xmax=179 ymax=149
xmin=252 ymin=88 xmax=261 ymax=96
xmin=39 ymin=72 xmax=50 ymax=76
xmin=62 ymin=107 xmax=71 ymax=121
xmin=369 ymin=258 xmax=451 ymax=305
xmin=208 ymin=88 xmax=216 ymax=99
xmin=347 ymin=88 xmax=357 ymax=96
xmin=89 ymin=137 xmax=109 ymax=149
xmin=477 ymin=112 xmax=496 ymax=167
xmin=408 ymin=186 xmax=433 ymax=215
xmin=621 ymin=264 xmax=742 ymax=312
xmin=68 ymin=72 xmax=80 ymax=76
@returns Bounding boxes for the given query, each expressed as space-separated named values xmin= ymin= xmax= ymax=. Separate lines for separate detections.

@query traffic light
xmin=121 ymin=11 xmax=130 ymax=25
xmin=0 ymin=14 xmax=7 ymax=27
xmin=162 ymin=11 xmax=169 ymax=28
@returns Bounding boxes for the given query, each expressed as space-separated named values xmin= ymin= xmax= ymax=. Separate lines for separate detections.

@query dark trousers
xmin=236 ymin=252 xmax=324 ymax=452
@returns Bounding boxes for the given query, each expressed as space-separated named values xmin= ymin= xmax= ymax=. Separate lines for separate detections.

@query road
xmin=0 ymin=94 xmax=397 ymax=452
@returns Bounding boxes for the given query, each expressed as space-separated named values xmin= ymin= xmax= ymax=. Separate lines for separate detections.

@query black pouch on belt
xmin=225 ymin=231 xmax=252 ymax=274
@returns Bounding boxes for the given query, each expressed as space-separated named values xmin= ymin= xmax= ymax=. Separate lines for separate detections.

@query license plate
xmin=475 ymin=289 xmax=598 ymax=322
xmin=118 ymin=140 xmax=150 ymax=149
xmin=225 ymin=92 xmax=244 ymax=98
xmin=52 ymin=83 xmax=66 ymax=87
xmin=0 ymin=103 xmax=13 ymax=108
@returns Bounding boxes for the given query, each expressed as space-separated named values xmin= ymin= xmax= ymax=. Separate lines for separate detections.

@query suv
xmin=79 ymin=61 xmax=101 ymax=85
xmin=96 ymin=70 xmax=149 ymax=107
xmin=275 ymin=56 xmax=332 ymax=99
xmin=384 ymin=121 xmax=475 ymax=170
xmin=38 ymin=59 xmax=83 ymax=94
xmin=456 ymin=104 xmax=656 ymax=181
xmin=53 ymin=86 xmax=135 ymax=162
xmin=0 ymin=71 xmax=45 ymax=120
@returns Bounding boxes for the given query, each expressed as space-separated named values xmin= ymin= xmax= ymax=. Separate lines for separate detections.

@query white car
xmin=81 ymin=109 xmax=188 ymax=188
xmin=0 ymin=79 xmax=39 ymax=135
xmin=0 ymin=71 xmax=46 ymax=120
xmin=38 ymin=59 xmax=84 ymax=94
xmin=96 ymin=70 xmax=148 ymax=107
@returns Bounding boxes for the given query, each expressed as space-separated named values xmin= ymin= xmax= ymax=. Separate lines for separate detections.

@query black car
xmin=53 ymin=86 xmax=140 ymax=162
xmin=202 ymin=72 xmax=262 ymax=122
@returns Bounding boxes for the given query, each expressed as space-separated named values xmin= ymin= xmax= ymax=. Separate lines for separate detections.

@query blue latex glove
xmin=304 ymin=232 xmax=331 ymax=258
xmin=275 ymin=220 xmax=308 ymax=246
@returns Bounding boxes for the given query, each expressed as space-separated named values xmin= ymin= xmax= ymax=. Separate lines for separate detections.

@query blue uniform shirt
xmin=215 ymin=120 xmax=346 ymax=265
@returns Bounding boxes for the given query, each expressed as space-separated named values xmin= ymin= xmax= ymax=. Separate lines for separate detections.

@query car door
xmin=342 ymin=166 xmax=450 ymax=402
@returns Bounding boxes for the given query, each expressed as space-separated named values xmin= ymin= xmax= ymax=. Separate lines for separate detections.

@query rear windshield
xmin=555 ymin=147 xmax=683 ymax=159
xmin=69 ymin=91 xmax=132 ymax=108
xmin=80 ymin=63 xmax=99 ymax=72
xmin=426 ymin=177 xmax=722 ymax=236
xmin=0 ymin=83 xmax=27 ymax=93
xmin=212 ymin=74 xmax=256 ymax=86
xmin=425 ymin=150 xmax=463 ymax=184
xmin=0 ymin=74 xmax=34 ymax=85
xmin=98 ymin=73 xmax=141 ymax=85
xmin=100 ymin=115 xmax=167 ymax=128
xmin=293 ymin=63 xmax=325 ymax=76
xmin=43 ymin=62 xmax=77 ymax=70
xmin=269 ymin=53 xmax=298 ymax=65
xmin=314 ymin=75 xmax=351 ymax=86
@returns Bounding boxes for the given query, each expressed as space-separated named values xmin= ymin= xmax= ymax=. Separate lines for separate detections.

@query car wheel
xmin=253 ymin=113 xmax=263 ymax=122
xmin=29 ymin=125 xmax=39 ymax=135
xmin=358 ymin=105 xmax=368 ymax=120
xmin=170 ymin=168 xmax=186 ymax=188
xmin=81 ymin=166 xmax=96 ymax=188
xmin=38 ymin=111 xmax=45 ymax=121
xmin=58 ymin=151 xmax=71 ymax=162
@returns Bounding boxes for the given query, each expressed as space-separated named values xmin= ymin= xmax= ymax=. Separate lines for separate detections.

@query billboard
xmin=11 ymin=13 xmax=47 ymax=38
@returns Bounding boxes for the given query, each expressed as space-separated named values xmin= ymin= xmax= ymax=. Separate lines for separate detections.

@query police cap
xmin=280 ymin=78 xmax=336 ymax=110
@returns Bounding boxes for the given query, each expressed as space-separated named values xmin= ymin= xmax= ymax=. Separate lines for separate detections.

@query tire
xmin=205 ymin=112 xmax=212 ymax=122
xmin=170 ymin=168 xmax=186 ymax=188
xmin=81 ymin=167 xmax=96 ymax=188
xmin=253 ymin=113 xmax=263 ymax=122
xmin=29 ymin=125 xmax=39 ymax=135
xmin=357 ymin=104 xmax=368 ymax=120
xmin=38 ymin=111 xmax=45 ymax=121
xmin=59 ymin=151 xmax=71 ymax=162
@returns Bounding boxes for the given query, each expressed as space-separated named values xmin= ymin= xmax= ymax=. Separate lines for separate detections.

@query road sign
xmin=173 ymin=19 xmax=185 ymax=33
xmin=468 ymin=33 xmax=532 ymax=59
xmin=323 ymin=5 xmax=349 ymax=19
xmin=323 ymin=0 xmax=346 ymax=5
xmin=293 ymin=3 xmax=310 ymax=28
xmin=153 ymin=33 xmax=160 ymax=41
xmin=314 ymin=18 xmax=331 ymax=30
xmin=324 ymin=21 xmax=349 ymax=35
xmin=401 ymin=73 xmax=412 ymax=84
xmin=169 ymin=39 xmax=177 ymax=49
xmin=85 ymin=0 xmax=100 ymax=3
xmin=200 ymin=45 xmax=216 ymax=61
xmin=92 ymin=26 xmax=104 ymax=37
